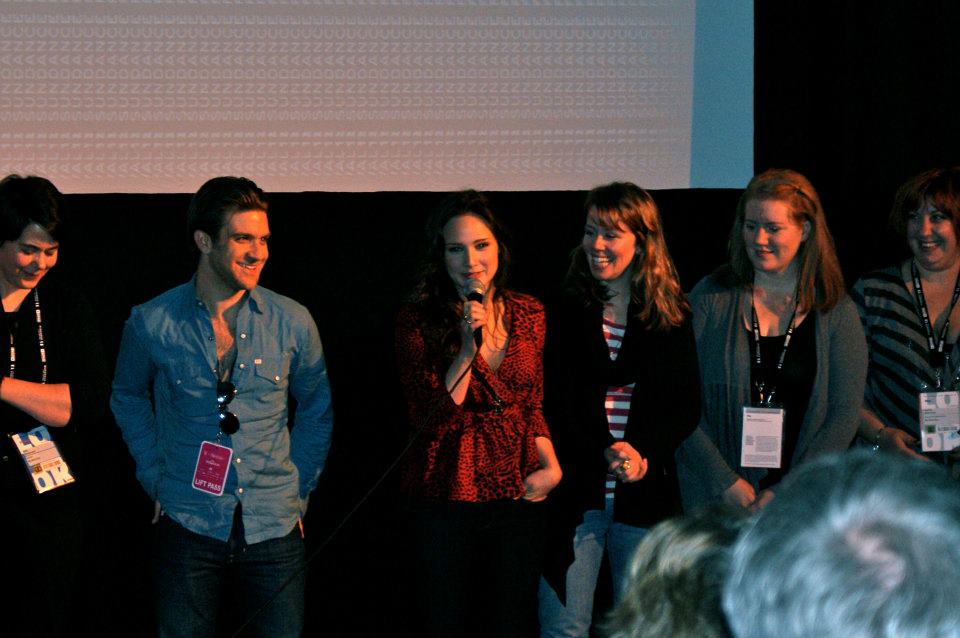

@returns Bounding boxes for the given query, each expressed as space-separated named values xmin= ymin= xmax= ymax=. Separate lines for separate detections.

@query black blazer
xmin=542 ymin=294 xmax=701 ymax=597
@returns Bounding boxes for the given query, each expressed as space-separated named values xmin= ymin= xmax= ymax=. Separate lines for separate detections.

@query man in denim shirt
xmin=111 ymin=176 xmax=334 ymax=637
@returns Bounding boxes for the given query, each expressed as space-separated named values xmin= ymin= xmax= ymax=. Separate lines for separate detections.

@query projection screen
xmin=0 ymin=1 xmax=749 ymax=193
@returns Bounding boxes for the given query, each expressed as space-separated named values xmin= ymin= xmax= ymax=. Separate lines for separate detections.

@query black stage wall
xmin=756 ymin=1 xmax=960 ymax=278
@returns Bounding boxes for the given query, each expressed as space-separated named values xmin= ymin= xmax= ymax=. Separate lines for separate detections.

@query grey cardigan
xmin=676 ymin=272 xmax=868 ymax=511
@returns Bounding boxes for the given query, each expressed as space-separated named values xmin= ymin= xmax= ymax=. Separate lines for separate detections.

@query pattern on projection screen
xmin=0 ymin=1 xmax=694 ymax=193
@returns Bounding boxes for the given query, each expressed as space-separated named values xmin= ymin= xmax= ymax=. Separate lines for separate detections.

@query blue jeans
xmin=153 ymin=510 xmax=305 ymax=638
xmin=538 ymin=502 xmax=647 ymax=638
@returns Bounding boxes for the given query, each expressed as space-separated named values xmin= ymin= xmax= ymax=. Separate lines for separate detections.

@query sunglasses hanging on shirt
xmin=217 ymin=380 xmax=239 ymax=435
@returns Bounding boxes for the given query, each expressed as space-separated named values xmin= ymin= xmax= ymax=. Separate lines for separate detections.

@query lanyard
xmin=7 ymin=289 xmax=47 ymax=384
xmin=910 ymin=259 xmax=960 ymax=372
xmin=750 ymin=288 xmax=799 ymax=406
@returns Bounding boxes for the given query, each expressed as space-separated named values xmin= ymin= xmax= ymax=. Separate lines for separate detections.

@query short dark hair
xmin=0 ymin=175 xmax=63 ymax=243
xmin=724 ymin=450 xmax=960 ymax=638
xmin=889 ymin=166 xmax=960 ymax=237
xmin=186 ymin=176 xmax=267 ymax=243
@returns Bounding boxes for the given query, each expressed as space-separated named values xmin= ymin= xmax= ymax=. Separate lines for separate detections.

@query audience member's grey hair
xmin=724 ymin=450 xmax=960 ymax=638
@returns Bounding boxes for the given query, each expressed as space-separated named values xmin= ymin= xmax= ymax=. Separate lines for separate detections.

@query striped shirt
xmin=851 ymin=265 xmax=960 ymax=437
xmin=603 ymin=317 xmax=634 ymax=497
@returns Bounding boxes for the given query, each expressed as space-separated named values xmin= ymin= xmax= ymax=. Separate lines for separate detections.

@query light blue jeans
xmin=538 ymin=500 xmax=647 ymax=638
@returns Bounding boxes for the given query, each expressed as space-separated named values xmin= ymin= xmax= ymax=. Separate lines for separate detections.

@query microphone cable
xmin=230 ymin=346 xmax=480 ymax=637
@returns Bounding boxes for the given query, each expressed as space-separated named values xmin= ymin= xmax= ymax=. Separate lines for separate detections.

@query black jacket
xmin=541 ymin=294 xmax=701 ymax=598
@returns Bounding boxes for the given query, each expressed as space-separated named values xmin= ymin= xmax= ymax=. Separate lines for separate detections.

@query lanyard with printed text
xmin=7 ymin=289 xmax=47 ymax=384
xmin=910 ymin=259 xmax=960 ymax=376
xmin=750 ymin=288 xmax=799 ymax=406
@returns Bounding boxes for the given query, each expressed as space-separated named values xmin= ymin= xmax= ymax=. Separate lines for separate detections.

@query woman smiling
xmin=852 ymin=167 xmax=960 ymax=459
xmin=0 ymin=175 xmax=109 ymax=637
xmin=396 ymin=190 xmax=561 ymax=638
xmin=677 ymin=169 xmax=867 ymax=512
xmin=539 ymin=182 xmax=700 ymax=637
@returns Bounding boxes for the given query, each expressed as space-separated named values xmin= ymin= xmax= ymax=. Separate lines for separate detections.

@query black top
xmin=0 ymin=277 xmax=110 ymax=499
xmin=748 ymin=315 xmax=817 ymax=490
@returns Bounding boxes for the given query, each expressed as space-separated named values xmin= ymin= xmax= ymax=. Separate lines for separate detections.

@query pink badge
xmin=192 ymin=441 xmax=233 ymax=496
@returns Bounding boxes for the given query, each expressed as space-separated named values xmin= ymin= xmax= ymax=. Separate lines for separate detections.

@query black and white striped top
xmin=851 ymin=265 xmax=960 ymax=437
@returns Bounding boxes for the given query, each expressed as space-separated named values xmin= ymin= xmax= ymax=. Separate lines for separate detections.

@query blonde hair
xmin=604 ymin=507 xmax=746 ymax=638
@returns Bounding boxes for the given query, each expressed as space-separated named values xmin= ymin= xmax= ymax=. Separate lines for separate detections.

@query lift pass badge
xmin=192 ymin=441 xmax=233 ymax=496
xmin=919 ymin=391 xmax=960 ymax=452
xmin=9 ymin=425 xmax=75 ymax=494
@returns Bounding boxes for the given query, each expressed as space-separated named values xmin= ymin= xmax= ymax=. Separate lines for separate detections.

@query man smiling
xmin=111 ymin=176 xmax=334 ymax=637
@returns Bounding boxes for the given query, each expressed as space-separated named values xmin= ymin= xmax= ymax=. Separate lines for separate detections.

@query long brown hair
xmin=566 ymin=182 xmax=688 ymax=330
xmin=727 ymin=169 xmax=844 ymax=312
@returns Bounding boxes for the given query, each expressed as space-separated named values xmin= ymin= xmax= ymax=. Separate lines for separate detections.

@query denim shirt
xmin=111 ymin=280 xmax=334 ymax=544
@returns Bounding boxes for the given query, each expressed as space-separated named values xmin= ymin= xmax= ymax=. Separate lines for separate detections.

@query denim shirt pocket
xmin=160 ymin=362 xmax=215 ymax=419
xmin=250 ymin=353 xmax=292 ymax=398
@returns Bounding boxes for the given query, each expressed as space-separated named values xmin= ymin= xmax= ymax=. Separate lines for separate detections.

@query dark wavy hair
xmin=889 ymin=166 xmax=960 ymax=237
xmin=565 ymin=182 xmax=688 ymax=330
xmin=0 ymin=175 xmax=63 ymax=243
xmin=410 ymin=190 xmax=512 ymax=359
xmin=727 ymin=169 xmax=844 ymax=312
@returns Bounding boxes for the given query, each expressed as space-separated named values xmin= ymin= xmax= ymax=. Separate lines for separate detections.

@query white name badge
xmin=741 ymin=406 xmax=784 ymax=468
xmin=192 ymin=441 xmax=233 ymax=496
xmin=919 ymin=391 xmax=960 ymax=452
xmin=9 ymin=425 xmax=76 ymax=494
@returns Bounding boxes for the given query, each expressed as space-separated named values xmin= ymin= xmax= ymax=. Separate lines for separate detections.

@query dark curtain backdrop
xmin=60 ymin=188 xmax=737 ymax=636
xmin=756 ymin=1 xmax=960 ymax=279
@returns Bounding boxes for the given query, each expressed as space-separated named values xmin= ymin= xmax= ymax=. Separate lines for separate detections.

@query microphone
xmin=463 ymin=281 xmax=484 ymax=348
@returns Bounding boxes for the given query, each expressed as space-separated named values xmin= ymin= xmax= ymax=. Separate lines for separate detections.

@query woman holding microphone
xmin=396 ymin=190 xmax=561 ymax=638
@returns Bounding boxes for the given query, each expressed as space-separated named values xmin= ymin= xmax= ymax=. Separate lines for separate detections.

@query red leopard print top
xmin=396 ymin=291 xmax=551 ymax=502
